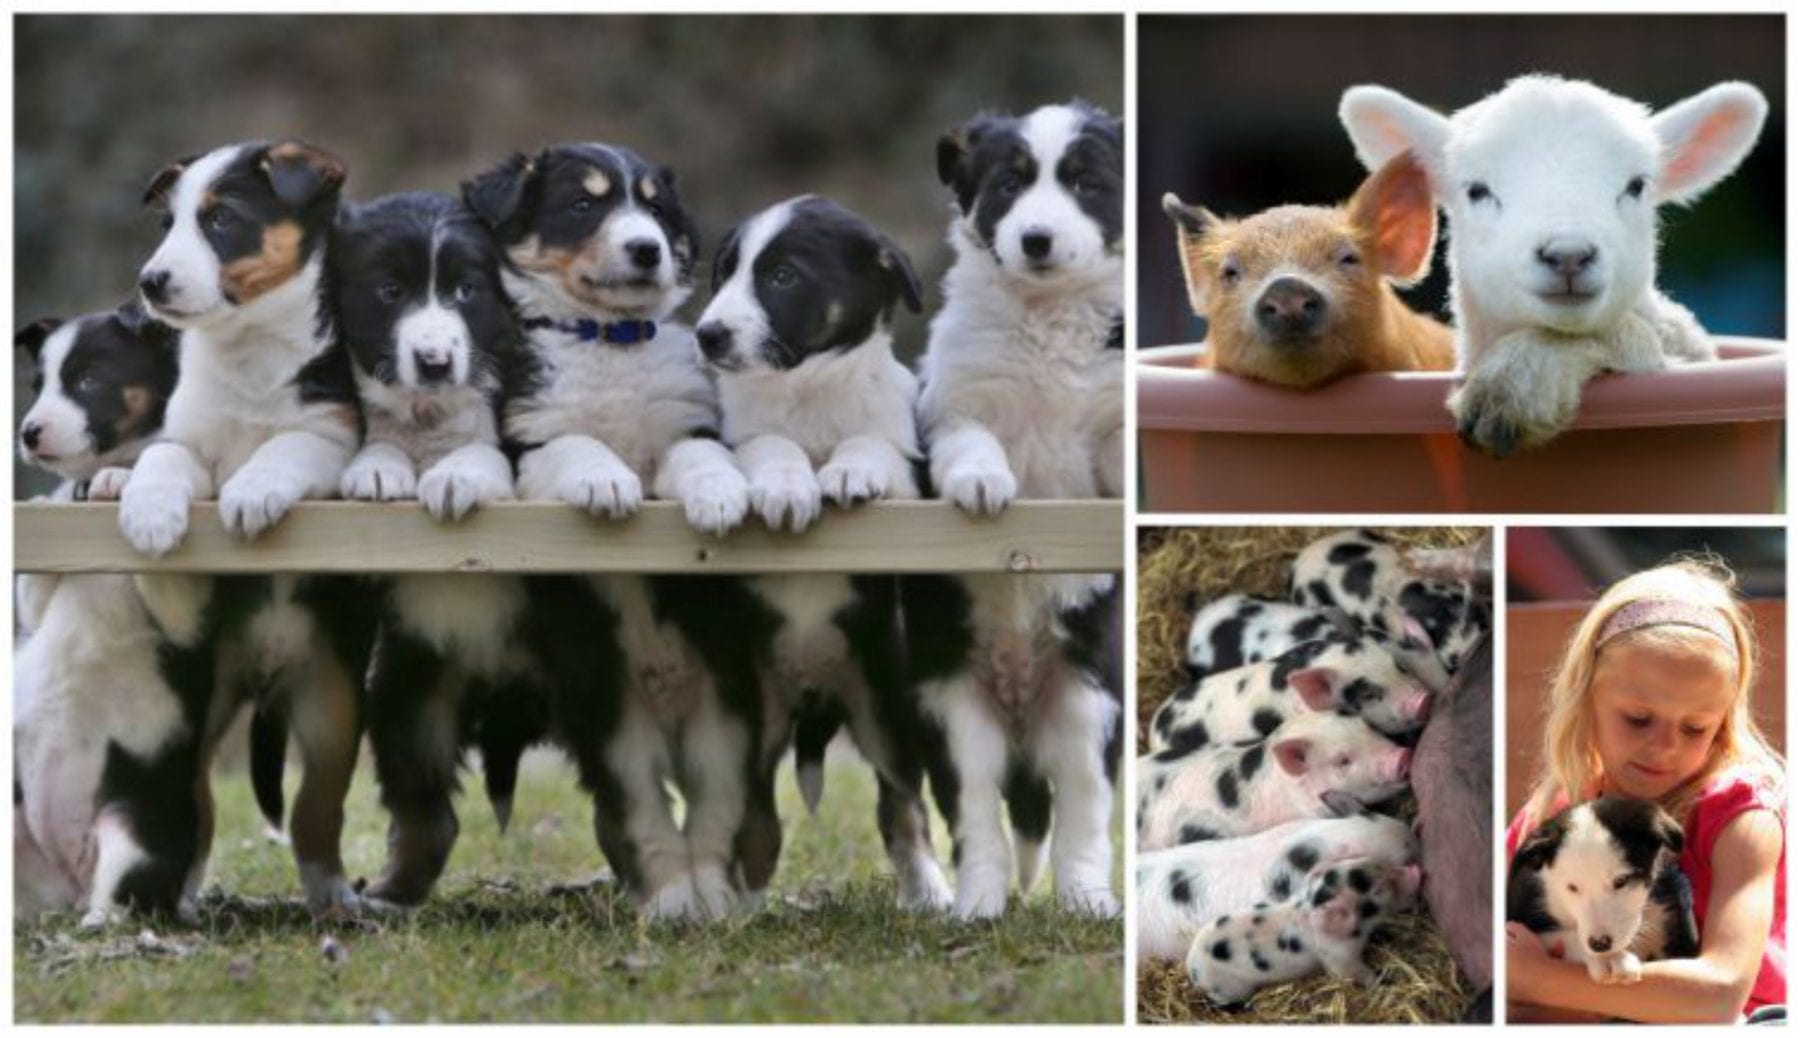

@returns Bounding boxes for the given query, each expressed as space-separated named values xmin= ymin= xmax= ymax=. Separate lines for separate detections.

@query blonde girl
xmin=1505 ymin=557 xmax=1785 ymax=1023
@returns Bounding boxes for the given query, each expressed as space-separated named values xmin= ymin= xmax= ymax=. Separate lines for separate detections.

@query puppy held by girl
xmin=1504 ymin=559 xmax=1785 ymax=1024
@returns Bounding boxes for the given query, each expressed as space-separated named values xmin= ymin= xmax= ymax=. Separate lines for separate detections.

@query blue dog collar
xmin=524 ymin=316 xmax=657 ymax=345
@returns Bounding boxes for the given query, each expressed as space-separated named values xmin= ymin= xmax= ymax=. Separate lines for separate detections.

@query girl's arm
xmin=1506 ymin=808 xmax=1781 ymax=1023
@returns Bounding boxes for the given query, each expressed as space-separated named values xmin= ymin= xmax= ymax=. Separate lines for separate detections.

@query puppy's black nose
xmin=21 ymin=422 xmax=42 ymax=451
xmin=1587 ymin=935 xmax=1614 ymax=953
xmin=414 ymin=349 xmax=453 ymax=384
xmin=627 ymin=239 xmax=663 ymax=271
xmin=1536 ymin=239 xmax=1599 ymax=278
xmin=695 ymin=322 xmax=731 ymax=361
xmin=1255 ymin=277 xmax=1327 ymax=340
xmin=139 ymin=269 xmax=172 ymax=305
xmin=1020 ymin=230 xmax=1053 ymax=261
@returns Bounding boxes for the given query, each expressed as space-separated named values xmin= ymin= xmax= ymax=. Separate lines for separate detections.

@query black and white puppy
xmin=903 ymin=102 xmax=1126 ymax=919
xmin=328 ymin=191 xmax=539 ymax=905
xmin=1507 ymin=797 xmax=1700 ymax=984
xmin=465 ymin=142 xmax=759 ymax=921
xmin=116 ymin=140 xmax=380 ymax=915
xmin=13 ymin=305 xmax=201 ymax=925
xmin=695 ymin=194 xmax=950 ymax=906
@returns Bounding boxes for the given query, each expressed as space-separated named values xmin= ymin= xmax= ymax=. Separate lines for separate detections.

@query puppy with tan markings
xmin=115 ymin=139 xmax=382 ymax=916
xmin=1163 ymin=152 xmax=1454 ymax=389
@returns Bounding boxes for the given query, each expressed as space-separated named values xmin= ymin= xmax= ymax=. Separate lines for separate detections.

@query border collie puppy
xmin=1507 ymin=797 xmax=1700 ymax=984
xmin=13 ymin=305 xmax=197 ymax=925
xmin=116 ymin=140 xmax=380 ymax=914
xmin=328 ymin=191 xmax=536 ymax=905
xmin=904 ymin=102 xmax=1125 ymax=919
xmin=464 ymin=142 xmax=759 ymax=921
xmin=695 ymin=194 xmax=950 ymax=907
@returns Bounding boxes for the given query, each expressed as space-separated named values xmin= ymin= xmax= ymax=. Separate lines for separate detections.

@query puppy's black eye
xmin=766 ymin=264 xmax=799 ymax=289
xmin=453 ymin=282 xmax=477 ymax=304
xmin=1073 ymin=172 xmax=1104 ymax=196
xmin=158 ymin=212 xmax=174 ymax=231
xmin=572 ymin=197 xmax=595 ymax=215
xmin=205 ymin=209 xmax=236 ymax=234
xmin=1466 ymin=183 xmax=1494 ymax=204
xmin=377 ymin=281 xmax=403 ymax=304
xmin=76 ymin=374 xmax=103 ymax=396
xmin=1624 ymin=176 xmax=1648 ymax=200
xmin=996 ymin=172 xmax=1027 ymax=197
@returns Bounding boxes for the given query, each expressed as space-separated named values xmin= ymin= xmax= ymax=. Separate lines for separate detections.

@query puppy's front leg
xmin=219 ymin=430 xmax=353 ymax=539
xmin=930 ymin=420 xmax=1017 ymax=515
xmin=417 ymin=443 xmax=513 ymax=522
xmin=516 ymin=435 xmax=641 ymax=518
xmin=655 ymin=436 xmax=747 ymax=535
xmin=819 ymin=434 xmax=918 ymax=506
xmin=928 ymin=675 xmax=1013 ymax=919
xmin=119 ymin=441 xmax=214 ymax=556
xmin=737 ymin=435 xmax=821 ymax=533
xmin=1032 ymin=676 xmax=1122 ymax=917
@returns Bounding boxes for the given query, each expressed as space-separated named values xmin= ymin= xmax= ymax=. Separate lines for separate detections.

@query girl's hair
xmin=1523 ymin=554 xmax=1784 ymax=826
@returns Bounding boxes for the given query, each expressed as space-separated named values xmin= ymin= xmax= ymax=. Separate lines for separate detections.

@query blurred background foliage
xmin=1139 ymin=14 xmax=1784 ymax=350
xmin=14 ymin=14 xmax=1122 ymax=495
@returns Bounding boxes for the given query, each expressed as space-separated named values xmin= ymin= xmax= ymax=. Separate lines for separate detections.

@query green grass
xmin=14 ymin=749 xmax=1123 ymax=1023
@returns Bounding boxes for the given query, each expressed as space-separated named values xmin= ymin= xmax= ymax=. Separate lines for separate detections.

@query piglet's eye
xmin=1566 ymin=883 xmax=1579 ymax=894
xmin=1612 ymin=875 xmax=1632 ymax=890
xmin=1335 ymin=246 xmax=1361 ymax=268
xmin=1220 ymin=259 xmax=1242 ymax=285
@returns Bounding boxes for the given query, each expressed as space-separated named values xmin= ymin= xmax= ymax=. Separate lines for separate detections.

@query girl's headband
xmin=1597 ymin=598 xmax=1739 ymax=661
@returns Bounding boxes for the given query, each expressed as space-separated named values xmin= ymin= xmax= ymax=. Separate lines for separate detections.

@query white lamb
xmin=1339 ymin=76 xmax=1767 ymax=455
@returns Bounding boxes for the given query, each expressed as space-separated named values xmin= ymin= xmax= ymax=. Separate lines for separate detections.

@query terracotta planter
xmin=1138 ymin=338 xmax=1784 ymax=513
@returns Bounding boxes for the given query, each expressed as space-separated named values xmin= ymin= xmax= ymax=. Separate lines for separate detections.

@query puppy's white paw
xmin=341 ymin=453 xmax=417 ymax=502
xmin=951 ymin=880 xmax=1009 ymax=921
xmin=300 ymin=864 xmax=362 ymax=918
xmin=680 ymin=470 xmax=749 ymax=535
xmin=941 ymin=464 xmax=1017 ymax=516
xmin=750 ymin=467 xmax=822 ymax=533
xmin=1587 ymin=950 xmax=1644 ymax=985
xmin=219 ymin=469 xmax=305 ymax=540
xmin=1058 ymin=883 xmax=1121 ymax=918
xmin=560 ymin=466 xmax=642 ymax=519
xmin=417 ymin=461 xmax=510 ymax=523
xmin=896 ymin=860 xmax=955 ymax=912
xmin=85 ymin=466 xmax=133 ymax=502
xmin=119 ymin=481 xmax=191 ymax=557
xmin=818 ymin=460 xmax=888 ymax=507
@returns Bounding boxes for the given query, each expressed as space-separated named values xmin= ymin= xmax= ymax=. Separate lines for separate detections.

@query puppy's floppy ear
xmin=937 ymin=113 xmax=1000 ymax=211
xmin=14 ymin=317 xmax=62 ymax=367
xmin=261 ymin=140 xmax=348 ymax=209
xmin=463 ymin=151 xmax=541 ymax=234
xmin=114 ymin=299 xmax=178 ymax=354
xmin=142 ymin=152 xmax=202 ymax=207
xmin=1162 ymin=193 xmax=1222 ymax=314
xmin=1512 ymin=816 xmax=1565 ymax=873
xmin=874 ymin=233 xmax=924 ymax=314
xmin=710 ymin=225 xmax=743 ymax=295
xmin=1347 ymin=150 xmax=1439 ymax=286
xmin=655 ymin=166 xmax=702 ymax=279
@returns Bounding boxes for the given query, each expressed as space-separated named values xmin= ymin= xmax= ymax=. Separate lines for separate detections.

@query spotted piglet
xmin=1137 ymin=813 xmax=1416 ymax=962
xmin=1149 ymin=632 xmax=1436 ymax=755
xmin=1137 ymin=712 xmax=1411 ymax=851
xmin=1187 ymin=592 xmax=1449 ymax=690
xmin=1290 ymin=530 xmax=1487 ymax=673
xmin=1185 ymin=856 xmax=1421 ymax=1006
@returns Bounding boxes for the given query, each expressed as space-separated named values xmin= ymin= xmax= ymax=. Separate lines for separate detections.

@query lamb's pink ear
xmin=1289 ymin=669 xmax=1338 ymax=712
xmin=1651 ymin=82 xmax=1768 ymax=206
xmin=1346 ymin=150 xmax=1438 ymax=286
xmin=1273 ymin=737 xmax=1312 ymax=776
xmin=1339 ymin=85 xmax=1452 ymax=182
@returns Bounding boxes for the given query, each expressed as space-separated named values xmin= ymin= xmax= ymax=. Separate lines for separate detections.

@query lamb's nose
xmin=1536 ymin=239 xmax=1599 ymax=278
xmin=1020 ymin=230 xmax=1054 ymax=261
xmin=1587 ymin=934 xmax=1614 ymax=953
xmin=1255 ymin=277 xmax=1327 ymax=339
xmin=21 ymin=422 xmax=42 ymax=451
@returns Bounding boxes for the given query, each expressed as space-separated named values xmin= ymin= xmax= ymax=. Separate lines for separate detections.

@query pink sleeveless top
xmin=1505 ymin=768 xmax=1786 ymax=1015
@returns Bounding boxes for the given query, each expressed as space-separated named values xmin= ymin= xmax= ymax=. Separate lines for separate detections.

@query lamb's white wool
xmin=1340 ymin=76 xmax=1767 ymax=454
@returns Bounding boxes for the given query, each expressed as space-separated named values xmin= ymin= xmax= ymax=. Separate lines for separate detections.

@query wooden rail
xmin=14 ymin=500 xmax=1123 ymax=575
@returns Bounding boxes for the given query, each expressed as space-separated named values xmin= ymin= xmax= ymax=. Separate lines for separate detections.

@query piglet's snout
xmin=1255 ymin=277 xmax=1326 ymax=340
xmin=1401 ymin=688 xmax=1432 ymax=723
xmin=1387 ymin=748 xmax=1413 ymax=783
